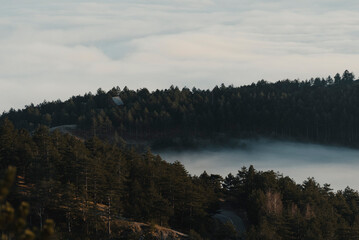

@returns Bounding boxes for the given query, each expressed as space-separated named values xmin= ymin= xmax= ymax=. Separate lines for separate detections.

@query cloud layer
xmin=1 ymin=0 xmax=359 ymax=111
xmin=159 ymin=139 xmax=359 ymax=191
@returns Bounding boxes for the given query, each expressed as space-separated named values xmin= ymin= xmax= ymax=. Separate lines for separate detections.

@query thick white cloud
xmin=1 ymin=0 xmax=359 ymax=112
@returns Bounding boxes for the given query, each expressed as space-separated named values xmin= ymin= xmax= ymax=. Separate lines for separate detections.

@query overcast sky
xmin=1 ymin=0 xmax=359 ymax=112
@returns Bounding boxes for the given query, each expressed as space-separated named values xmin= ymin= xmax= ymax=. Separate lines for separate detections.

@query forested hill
xmin=1 ymin=70 xmax=359 ymax=239
xmin=2 ymin=70 xmax=359 ymax=148
xmin=2 ymin=119 xmax=359 ymax=239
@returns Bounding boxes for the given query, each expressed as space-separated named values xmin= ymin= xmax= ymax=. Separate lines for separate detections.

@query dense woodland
xmin=0 ymin=119 xmax=228 ymax=239
xmin=2 ymin=70 xmax=359 ymax=239
xmin=2 ymin=70 xmax=359 ymax=148
xmin=2 ymin=119 xmax=359 ymax=239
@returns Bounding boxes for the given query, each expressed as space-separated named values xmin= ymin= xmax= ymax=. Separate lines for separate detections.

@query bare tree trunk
xmin=108 ymin=196 xmax=111 ymax=236
xmin=38 ymin=207 xmax=44 ymax=230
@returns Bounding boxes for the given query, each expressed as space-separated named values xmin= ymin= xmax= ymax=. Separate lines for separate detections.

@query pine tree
xmin=0 ymin=166 xmax=55 ymax=240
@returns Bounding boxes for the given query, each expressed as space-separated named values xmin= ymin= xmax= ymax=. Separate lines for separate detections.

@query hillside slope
xmin=2 ymin=70 xmax=359 ymax=149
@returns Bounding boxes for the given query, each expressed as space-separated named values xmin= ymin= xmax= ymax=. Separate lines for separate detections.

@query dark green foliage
xmin=1 ymin=118 xmax=359 ymax=239
xmin=0 ymin=120 xmax=219 ymax=239
xmin=213 ymin=221 xmax=238 ymax=240
xmin=224 ymin=166 xmax=359 ymax=240
xmin=0 ymin=166 xmax=55 ymax=240
xmin=2 ymin=71 xmax=359 ymax=239
xmin=189 ymin=229 xmax=203 ymax=240
xmin=2 ymin=70 xmax=359 ymax=148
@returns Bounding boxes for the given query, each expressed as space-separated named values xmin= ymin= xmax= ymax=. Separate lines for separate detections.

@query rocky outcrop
xmin=114 ymin=220 xmax=189 ymax=240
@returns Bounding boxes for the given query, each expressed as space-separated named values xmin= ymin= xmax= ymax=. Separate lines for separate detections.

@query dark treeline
xmin=2 ymin=119 xmax=359 ymax=239
xmin=2 ymin=70 xmax=359 ymax=148
xmin=224 ymin=167 xmax=359 ymax=240
xmin=0 ymin=119 xmax=228 ymax=239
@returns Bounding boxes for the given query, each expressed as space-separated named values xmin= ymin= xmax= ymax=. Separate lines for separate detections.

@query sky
xmin=1 ymin=0 xmax=359 ymax=112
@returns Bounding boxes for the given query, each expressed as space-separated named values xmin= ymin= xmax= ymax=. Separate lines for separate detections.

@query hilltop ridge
xmin=2 ymin=70 xmax=359 ymax=149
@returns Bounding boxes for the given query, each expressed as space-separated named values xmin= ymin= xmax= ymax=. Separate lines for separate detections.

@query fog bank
xmin=158 ymin=139 xmax=359 ymax=191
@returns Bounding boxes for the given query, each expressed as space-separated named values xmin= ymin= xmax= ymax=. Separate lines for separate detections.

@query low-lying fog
xmin=158 ymin=139 xmax=359 ymax=191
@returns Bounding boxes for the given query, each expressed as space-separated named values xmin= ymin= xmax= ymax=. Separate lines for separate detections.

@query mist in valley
xmin=158 ymin=139 xmax=359 ymax=191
